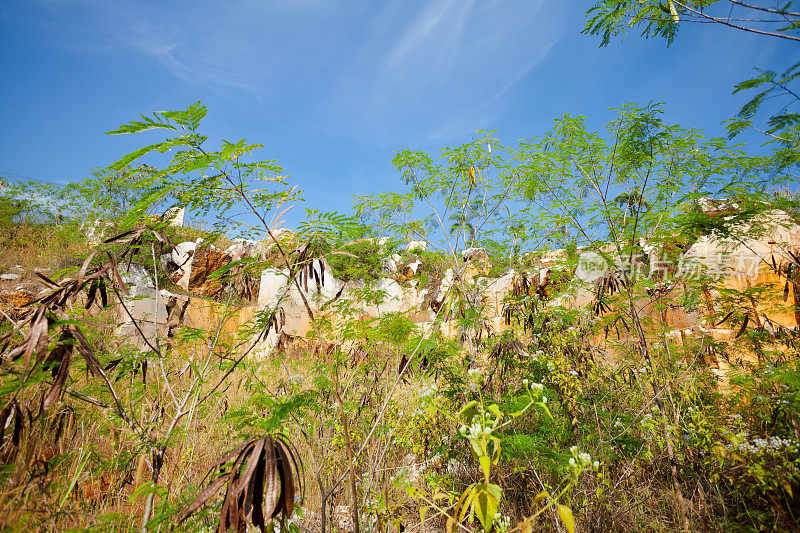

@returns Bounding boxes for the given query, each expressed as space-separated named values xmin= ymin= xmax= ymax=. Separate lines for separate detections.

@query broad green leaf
xmin=480 ymin=455 xmax=491 ymax=481
xmin=458 ymin=485 xmax=476 ymax=522
xmin=458 ymin=400 xmax=478 ymax=418
xmin=473 ymin=484 xmax=500 ymax=532
xmin=558 ymin=505 xmax=575 ymax=533
xmin=491 ymin=442 xmax=501 ymax=465
xmin=487 ymin=403 xmax=503 ymax=418
xmin=485 ymin=483 xmax=502 ymax=502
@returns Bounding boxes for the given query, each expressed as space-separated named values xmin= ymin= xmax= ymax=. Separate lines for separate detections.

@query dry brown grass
xmin=0 ymin=221 xmax=89 ymax=276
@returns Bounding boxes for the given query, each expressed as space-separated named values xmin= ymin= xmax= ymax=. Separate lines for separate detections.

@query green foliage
xmin=727 ymin=62 xmax=800 ymax=169
xmin=378 ymin=313 xmax=417 ymax=345
xmin=59 ymin=166 xmax=161 ymax=219
xmin=322 ymin=239 xmax=383 ymax=282
xmin=584 ymin=1 xmax=800 ymax=171
xmin=5 ymin=36 xmax=800 ymax=530
xmin=106 ymin=101 xmax=296 ymax=238
xmin=356 ymin=130 xmax=510 ymax=254
xmin=0 ymin=183 xmax=30 ymax=244
xmin=583 ymin=0 xmax=682 ymax=46
xmin=584 ymin=1 xmax=800 ymax=47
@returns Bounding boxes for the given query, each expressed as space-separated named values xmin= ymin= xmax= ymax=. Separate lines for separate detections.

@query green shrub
xmin=325 ymin=240 xmax=383 ymax=281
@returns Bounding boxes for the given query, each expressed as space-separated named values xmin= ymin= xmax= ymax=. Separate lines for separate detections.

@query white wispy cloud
xmin=23 ymin=0 xmax=567 ymax=145
xmin=329 ymin=0 xmax=567 ymax=144
xmin=124 ymin=19 xmax=261 ymax=94
xmin=28 ymin=1 xmax=271 ymax=95
xmin=382 ymin=0 xmax=475 ymax=75
xmin=483 ymin=37 xmax=562 ymax=108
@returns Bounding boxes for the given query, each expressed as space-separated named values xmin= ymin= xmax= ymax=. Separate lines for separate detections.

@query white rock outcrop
xmin=434 ymin=268 xmax=455 ymax=306
xmin=406 ymin=240 xmax=427 ymax=252
xmin=258 ymin=268 xmax=290 ymax=309
xmin=462 ymin=247 xmax=489 ymax=262
xmin=172 ymin=241 xmax=198 ymax=290
xmin=683 ymin=210 xmax=800 ymax=282
xmin=164 ymin=206 xmax=185 ymax=227
xmin=225 ymin=239 xmax=261 ymax=262
xmin=122 ymin=263 xmax=153 ymax=290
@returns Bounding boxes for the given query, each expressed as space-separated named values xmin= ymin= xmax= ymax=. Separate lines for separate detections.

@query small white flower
xmin=467 ymin=368 xmax=483 ymax=383
xmin=419 ymin=385 xmax=437 ymax=400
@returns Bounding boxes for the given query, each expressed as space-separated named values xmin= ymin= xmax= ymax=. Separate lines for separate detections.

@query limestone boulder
xmin=539 ymin=248 xmax=568 ymax=267
xmin=350 ymin=277 xmax=426 ymax=317
xmin=258 ymin=268 xmax=290 ymax=309
xmin=462 ymin=247 xmax=489 ymax=262
xmin=433 ymin=268 xmax=455 ymax=307
xmin=548 ymin=285 xmax=595 ymax=311
xmin=263 ymin=259 xmax=347 ymax=337
xmin=116 ymin=288 xmax=187 ymax=351
xmin=462 ymin=247 xmax=491 ymax=280
xmin=121 ymin=263 xmax=153 ymax=290
xmin=224 ymin=239 xmax=261 ymax=262
xmin=118 ymin=285 xmax=169 ymax=325
xmin=381 ymin=257 xmax=398 ymax=274
xmin=158 ymin=253 xmax=173 ymax=272
xmin=164 ymin=206 xmax=185 ymax=227
xmin=406 ymin=240 xmax=427 ymax=252
xmin=82 ymin=218 xmax=113 ymax=246
xmin=256 ymin=258 xmax=431 ymax=338
xmin=187 ymin=247 xmax=232 ymax=297
xmin=682 ymin=209 xmax=800 ymax=327
xmin=171 ymin=241 xmax=198 ymax=290
xmin=171 ymin=241 xmax=197 ymax=267
xmin=476 ymin=270 xmax=517 ymax=318
xmin=683 ymin=210 xmax=800 ymax=281
xmin=406 ymin=258 xmax=422 ymax=276
xmin=397 ymin=255 xmax=423 ymax=283
xmin=169 ymin=239 xmax=234 ymax=298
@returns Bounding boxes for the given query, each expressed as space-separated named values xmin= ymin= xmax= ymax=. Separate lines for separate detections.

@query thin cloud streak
xmin=382 ymin=0 xmax=475 ymax=75
xmin=126 ymin=26 xmax=261 ymax=94
xmin=328 ymin=0 xmax=566 ymax=144
xmin=122 ymin=9 xmax=264 ymax=95
xmin=484 ymin=37 xmax=563 ymax=109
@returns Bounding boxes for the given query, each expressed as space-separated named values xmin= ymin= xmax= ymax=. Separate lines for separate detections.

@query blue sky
xmin=0 ymin=1 xmax=796 ymax=228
